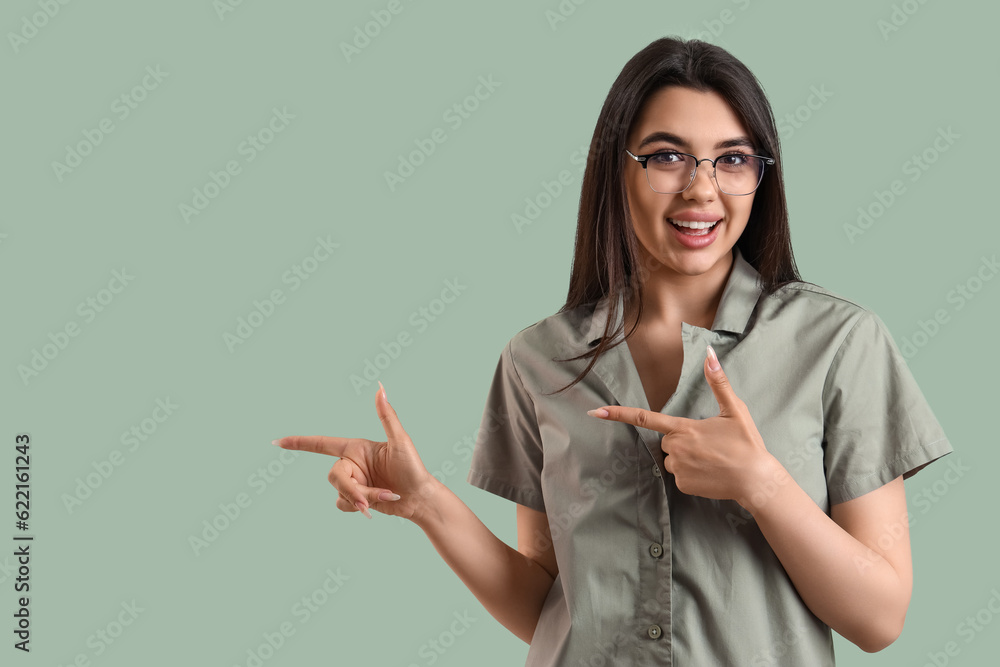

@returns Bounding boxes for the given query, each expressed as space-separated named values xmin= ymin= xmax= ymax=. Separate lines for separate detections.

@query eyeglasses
xmin=624 ymin=148 xmax=775 ymax=196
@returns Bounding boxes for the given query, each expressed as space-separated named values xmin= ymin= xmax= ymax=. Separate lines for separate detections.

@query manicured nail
xmin=271 ymin=439 xmax=281 ymax=446
xmin=706 ymin=344 xmax=720 ymax=372
xmin=587 ymin=408 xmax=609 ymax=418
xmin=355 ymin=502 xmax=373 ymax=519
xmin=378 ymin=380 xmax=387 ymax=403
xmin=379 ymin=491 xmax=401 ymax=501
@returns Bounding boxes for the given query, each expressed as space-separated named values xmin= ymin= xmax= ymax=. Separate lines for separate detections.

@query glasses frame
xmin=624 ymin=148 xmax=775 ymax=196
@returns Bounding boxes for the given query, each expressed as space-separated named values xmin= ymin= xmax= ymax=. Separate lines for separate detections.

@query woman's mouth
xmin=666 ymin=217 xmax=723 ymax=248
xmin=668 ymin=218 xmax=720 ymax=236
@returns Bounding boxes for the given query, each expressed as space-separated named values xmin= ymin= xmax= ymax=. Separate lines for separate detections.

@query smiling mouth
xmin=667 ymin=218 xmax=721 ymax=236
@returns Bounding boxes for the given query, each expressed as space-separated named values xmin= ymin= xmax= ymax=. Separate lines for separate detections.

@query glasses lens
xmin=715 ymin=155 xmax=764 ymax=195
xmin=645 ymin=153 xmax=765 ymax=195
xmin=645 ymin=153 xmax=697 ymax=194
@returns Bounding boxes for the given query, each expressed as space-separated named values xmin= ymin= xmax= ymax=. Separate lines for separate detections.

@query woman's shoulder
xmin=763 ymin=278 xmax=877 ymax=328
xmin=751 ymin=279 xmax=906 ymax=358
xmin=768 ymin=278 xmax=869 ymax=310
xmin=501 ymin=299 xmax=606 ymax=362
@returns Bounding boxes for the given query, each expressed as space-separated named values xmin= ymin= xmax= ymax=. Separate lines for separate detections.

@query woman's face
xmin=625 ymin=85 xmax=757 ymax=279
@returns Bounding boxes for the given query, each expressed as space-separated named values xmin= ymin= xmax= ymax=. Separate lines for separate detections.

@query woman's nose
xmin=684 ymin=160 xmax=718 ymax=200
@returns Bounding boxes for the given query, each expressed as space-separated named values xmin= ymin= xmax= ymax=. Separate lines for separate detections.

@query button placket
xmin=635 ymin=435 xmax=672 ymax=659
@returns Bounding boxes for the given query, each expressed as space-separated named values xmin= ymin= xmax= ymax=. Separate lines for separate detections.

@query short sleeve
xmin=822 ymin=309 xmax=953 ymax=505
xmin=466 ymin=340 xmax=546 ymax=512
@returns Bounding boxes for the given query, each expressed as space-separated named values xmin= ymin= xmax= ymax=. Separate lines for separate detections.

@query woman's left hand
xmin=587 ymin=345 xmax=784 ymax=508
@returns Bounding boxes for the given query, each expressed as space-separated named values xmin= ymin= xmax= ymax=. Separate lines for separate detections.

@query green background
xmin=2 ymin=1 xmax=996 ymax=665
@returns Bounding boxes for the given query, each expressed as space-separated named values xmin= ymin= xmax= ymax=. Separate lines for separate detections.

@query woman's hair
xmin=547 ymin=36 xmax=805 ymax=396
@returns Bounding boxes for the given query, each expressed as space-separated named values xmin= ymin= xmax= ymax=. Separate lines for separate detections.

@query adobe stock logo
xmin=383 ymin=76 xmax=501 ymax=192
xmin=349 ymin=277 xmax=467 ymax=394
xmin=877 ymin=0 xmax=931 ymax=40
xmin=213 ymin=0 xmax=248 ymax=21
xmin=682 ymin=0 xmax=755 ymax=43
xmin=222 ymin=235 xmax=340 ymax=353
xmin=62 ymin=397 xmax=180 ymax=514
xmin=17 ymin=268 xmax=135 ymax=386
xmin=231 ymin=566 xmax=350 ymax=667
xmin=898 ymin=254 xmax=999 ymax=360
xmin=55 ymin=600 xmax=145 ymax=664
xmin=8 ymin=0 xmax=74 ymax=55
xmin=179 ymin=106 xmax=295 ymax=223
xmin=843 ymin=126 xmax=959 ymax=243
xmin=776 ymin=85 xmax=833 ymax=142
xmin=920 ymin=587 xmax=1000 ymax=666
xmin=51 ymin=66 xmax=169 ymax=182
xmin=188 ymin=447 xmax=303 ymax=557
xmin=339 ymin=0 xmax=419 ymax=63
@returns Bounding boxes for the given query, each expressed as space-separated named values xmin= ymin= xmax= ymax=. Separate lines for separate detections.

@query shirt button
xmin=649 ymin=543 xmax=663 ymax=558
xmin=647 ymin=624 xmax=662 ymax=639
xmin=651 ymin=463 xmax=661 ymax=478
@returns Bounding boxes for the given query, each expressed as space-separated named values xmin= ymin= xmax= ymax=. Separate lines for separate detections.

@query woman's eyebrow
xmin=637 ymin=131 xmax=755 ymax=151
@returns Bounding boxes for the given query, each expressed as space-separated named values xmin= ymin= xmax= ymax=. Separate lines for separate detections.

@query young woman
xmin=274 ymin=37 xmax=953 ymax=665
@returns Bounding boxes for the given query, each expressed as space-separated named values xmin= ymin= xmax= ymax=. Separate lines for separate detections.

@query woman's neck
xmin=624 ymin=251 xmax=734 ymax=331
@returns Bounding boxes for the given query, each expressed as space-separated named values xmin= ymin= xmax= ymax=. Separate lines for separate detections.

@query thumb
xmin=376 ymin=381 xmax=408 ymax=443
xmin=704 ymin=345 xmax=739 ymax=418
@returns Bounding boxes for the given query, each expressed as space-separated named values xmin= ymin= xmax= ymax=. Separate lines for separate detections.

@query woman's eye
xmin=719 ymin=153 xmax=749 ymax=165
xmin=649 ymin=152 xmax=682 ymax=164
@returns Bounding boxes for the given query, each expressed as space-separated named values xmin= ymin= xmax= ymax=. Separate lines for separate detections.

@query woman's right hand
xmin=273 ymin=381 xmax=439 ymax=523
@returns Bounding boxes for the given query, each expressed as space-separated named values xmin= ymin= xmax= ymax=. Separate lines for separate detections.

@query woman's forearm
xmin=740 ymin=457 xmax=909 ymax=653
xmin=410 ymin=479 xmax=555 ymax=644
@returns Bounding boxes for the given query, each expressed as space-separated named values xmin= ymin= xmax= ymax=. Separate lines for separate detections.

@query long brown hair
xmin=547 ymin=36 xmax=806 ymax=396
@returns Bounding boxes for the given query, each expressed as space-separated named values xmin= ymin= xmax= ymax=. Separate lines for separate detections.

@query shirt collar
xmin=581 ymin=244 xmax=764 ymax=348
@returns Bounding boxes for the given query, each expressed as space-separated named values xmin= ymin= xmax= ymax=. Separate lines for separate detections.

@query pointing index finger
xmin=587 ymin=405 xmax=680 ymax=435
xmin=273 ymin=435 xmax=365 ymax=458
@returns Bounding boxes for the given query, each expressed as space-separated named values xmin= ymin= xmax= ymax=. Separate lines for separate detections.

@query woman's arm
xmin=741 ymin=459 xmax=912 ymax=653
xmin=276 ymin=385 xmax=556 ymax=645
xmin=411 ymin=479 xmax=556 ymax=644
xmin=589 ymin=349 xmax=915 ymax=652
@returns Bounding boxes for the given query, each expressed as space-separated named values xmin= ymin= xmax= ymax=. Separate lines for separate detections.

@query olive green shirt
xmin=466 ymin=245 xmax=953 ymax=666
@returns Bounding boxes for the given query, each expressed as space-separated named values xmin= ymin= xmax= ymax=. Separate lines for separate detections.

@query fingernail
xmin=271 ymin=439 xmax=281 ymax=446
xmin=379 ymin=491 xmax=401 ymax=501
xmin=706 ymin=344 xmax=720 ymax=372
xmin=378 ymin=380 xmax=387 ymax=403
xmin=587 ymin=408 xmax=609 ymax=418
xmin=355 ymin=502 xmax=373 ymax=519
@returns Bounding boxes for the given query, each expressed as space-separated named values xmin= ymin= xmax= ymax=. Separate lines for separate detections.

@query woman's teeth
xmin=668 ymin=218 xmax=720 ymax=236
